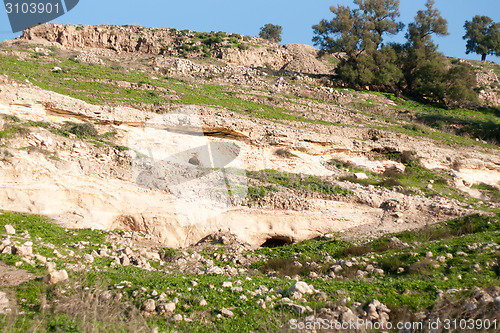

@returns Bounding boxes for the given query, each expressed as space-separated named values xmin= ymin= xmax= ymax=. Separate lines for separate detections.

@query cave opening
xmin=261 ymin=236 xmax=293 ymax=248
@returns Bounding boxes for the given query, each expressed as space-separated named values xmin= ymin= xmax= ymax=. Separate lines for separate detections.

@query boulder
xmin=142 ymin=299 xmax=156 ymax=313
xmin=354 ymin=173 xmax=368 ymax=180
xmin=45 ymin=262 xmax=57 ymax=272
xmin=220 ymin=308 xmax=234 ymax=317
xmin=44 ymin=270 xmax=68 ymax=284
xmin=82 ymin=253 xmax=94 ymax=263
xmin=288 ymin=281 xmax=314 ymax=295
xmin=4 ymin=225 xmax=15 ymax=235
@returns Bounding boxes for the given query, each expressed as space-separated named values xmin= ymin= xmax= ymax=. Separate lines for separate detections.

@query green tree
xmin=401 ymin=0 xmax=477 ymax=106
xmin=259 ymin=24 xmax=283 ymax=43
xmin=312 ymin=0 xmax=403 ymax=58
xmin=463 ymin=15 xmax=500 ymax=61
xmin=402 ymin=0 xmax=448 ymax=101
xmin=312 ymin=0 xmax=404 ymax=89
xmin=337 ymin=45 xmax=403 ymax=89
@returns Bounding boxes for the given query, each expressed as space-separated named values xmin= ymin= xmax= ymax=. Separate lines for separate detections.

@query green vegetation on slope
xmin=0 ymin=212 xmax=498 ymax=332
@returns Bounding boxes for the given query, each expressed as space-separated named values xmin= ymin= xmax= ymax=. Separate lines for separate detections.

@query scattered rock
xmin=44 ymin=270 xmax=68 ymax=284
xmin=45 ymin=262 xmax=56 ymax=272
xmin=220 ymin=308 xmax=234 ymax=317
xmin=354 ymin=173 xmax=368 ymax=180
xmin=157 ymin=302 xmax=176 ymax=314
xmin=82 ymin=253 xmax=94 ymax=263
xmin=0 ymin=291 xmax=9 ymax=314
xmin=4 ymin=225 xmax=15 ymax=235
xmin=14 ymin=244 xmax=32 ymax=257
xmin=288 ymin=281 xmax=314 ymax=295
xmin=142 ymin=299 xmax=156 ymax=313
xmin=494 ymin=296 xmax=500 ymax=310
xmin=206 ymin=266 xmax=224 ymax=275
xmin=172 ymin=314 xmax=183 ymax=321
xmin=289 ymin=304 xmax=307 ymax=315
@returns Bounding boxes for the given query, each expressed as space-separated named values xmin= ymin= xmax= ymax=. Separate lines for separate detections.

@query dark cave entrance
xmin=260 ymin=236 xmax=293 ymax=248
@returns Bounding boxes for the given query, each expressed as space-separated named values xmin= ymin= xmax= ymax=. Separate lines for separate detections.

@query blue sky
xmin=1 ymin=0 xmax=499 ymax=62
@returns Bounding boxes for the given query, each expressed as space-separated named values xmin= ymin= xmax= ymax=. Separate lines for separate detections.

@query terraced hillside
xmin=0 ymin=24 xmax=499 ymax=332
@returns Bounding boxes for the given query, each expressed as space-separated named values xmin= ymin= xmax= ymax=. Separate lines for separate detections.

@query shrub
xmin=68 ymin=123 xmax=98 ymax=138
xmin=259 ymin=24 xmax=283 ymax=43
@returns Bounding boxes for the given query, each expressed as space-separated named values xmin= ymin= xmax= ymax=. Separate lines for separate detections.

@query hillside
xmin=0 ymin=24 xmax=499 ymax=332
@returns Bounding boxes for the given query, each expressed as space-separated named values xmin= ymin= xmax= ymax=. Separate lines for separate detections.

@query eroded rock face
xmin=1 ymin=79 xmax=497 ymax=247
xmin=19 ymin=24 xmax=334 ymax=74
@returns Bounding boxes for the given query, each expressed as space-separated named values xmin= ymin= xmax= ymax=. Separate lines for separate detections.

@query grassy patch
xmin=247 ymin=169 xmax=352 ymax=197
xmin=246 ymin=185 xmax=277 ymax=201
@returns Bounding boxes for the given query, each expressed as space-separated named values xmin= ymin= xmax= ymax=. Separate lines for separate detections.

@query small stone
xmin=290 ymin=304 xmax=307 ymax=315
xmin=354 ymin=173 xmax=368 ymax=180
xmin=494 ymin=296 xmax=500 ymax=310
xmin=222 ymin=281 xmax=233 ymax=288
xmin=199 ymin=299 xmax=207 ymax=306
xmin=190 ymin=280 xmax=198 ymax=287
xmin=45 ymin=262 xmax=56 ymax=272
xmin=82 ymin=253 xmax=94 ymax=263
xmin=142 ymin=299 xmax=156 ymax=313
xmin=120 ymin=255 xmax=130 ymax=266
xmin=206 ymin=266 xmax=224 ymax=275
xmin=436 ymin=256 xmax=446 ymax=262
xmin=220 ymin=308 xmax=234 ymax=317
xmin=157 ymin=302 xmax=176 ymax=313
xmin=425 ymin=251 xmax=433 ymax=258
xmin=464 ymin=301 xmax=477 ymax=311
xmin=288 ymin=281 xmax=314 ymax=295
xmin=4 ymin=225 xmax=15 ymax=235
xmin=44 ymin=270 xmax=68 ymax=284
xmin=397 ymin=267 xmax=405 ymax=274
xmin=172 ymin=314 xmax=183 ymax=321
xmin=0 ymin=291 xmax=9 ymax=314
xmin=34 ymin=254 xmax=47 ymax=264
xmin=14 ymin=245 xmax=32 ymax=257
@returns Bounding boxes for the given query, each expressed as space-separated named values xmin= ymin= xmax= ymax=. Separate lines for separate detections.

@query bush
xmin=68 ymin=123 xmax=98 ymax=138
xmin=259 ymin=24 xmax=283 ymax=43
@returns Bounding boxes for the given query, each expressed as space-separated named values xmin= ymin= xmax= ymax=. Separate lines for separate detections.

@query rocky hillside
xmin=19 ymin=24 xmax=335 ymax=74
xmin=0 ymin=23 xmax=499 ymax=332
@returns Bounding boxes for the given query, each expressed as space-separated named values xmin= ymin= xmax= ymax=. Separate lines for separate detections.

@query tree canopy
xmin=312 ymin=0 xmax=403 ymax=58
xmin=463 ymin=15 xmax=500 ymax=61
xmin=259 ymin=24 xmax=283 ymax=43
xmin=312 ymin=0 xmax=478 ymax=107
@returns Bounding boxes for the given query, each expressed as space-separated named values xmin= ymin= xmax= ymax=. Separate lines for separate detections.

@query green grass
xmin=0 ymin=212 xmax=106 ymax=248
xmin=355 ymin=91 xmax=500 ymax=147
xmin=472 ymin=183 xmax=500 ymax=202
xmin=0 ymin=51 xmax=335 ymax=125
xmin=246 ymin=185 xmax=277 ymax=200
xmin=1 ymin=116 xmax=129 ymax=152
xmin=0 ymin=211 xmax=499 ymax=331
xmin=247 ymin=169 xmax=353 ymax=197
